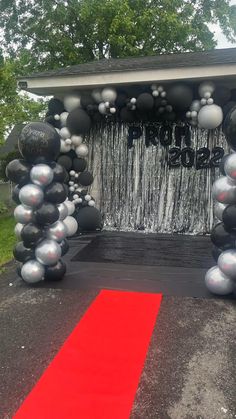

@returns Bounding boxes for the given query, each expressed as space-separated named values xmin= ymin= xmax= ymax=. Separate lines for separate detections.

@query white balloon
xmin=75 ymin=144 xmax=88 ymax=157
xmin=71 ymin=135 xmax=83 ymax=147
xmin=85 ymin=194 xmax=91 ymax=201
xmin=191 ymin=111 xmax=198 ymax=119
xmin=98 ymin=102 xmax=107 ymax=115
xmin=198 ymin=81 xmax=215 ymax=98
xmin=64 ymin=216 xmax=78 ymax=237
xmin=110 ymin=107 xmax=116 ymax=114
xmin=69 ymin=170 xmax=76 ymax=176
xmin=101 ymin=87 xmax=117 ymax=103
xmin=54 ymin=114 xmax=60 ymax=121
xmin=64 ymin=94 xmax=81 ymax=112
xmin=60 ymin=111 xmax=69 ymax=127
xmin=200 ymin=98 xmax=207 ymax=106
xmin=204 ymin=91 xmax=212 ymax=99
xmin=157 ymin=86 xmax=164 ymax=92
xmin=92 ymin=88 xmax=103 ymax=104
xmin=64 ymin=200 xmax=75 ymax=215
xmin=198 ymin=104 xmax=223 ymax=129
xmin=105 ymin=101 xmax=110 ymax=108
xmin=186 ymin=111 xmax=191 ymax=119
xmin=60 ymin=127 xmax=71 ymax=140
xmin=69 ymin=186 xmax=75 ymax=192
xmin=130 ymin=98 xmax=137 ymax=104
xmin=160 ymin=91 xmax=166 ymax=98
xmin=60 ymin=139 xmax=71 ymax=153
xmin=88 ymin=200 xmax=95 ymax=207
xmin=65 ymin=139 xmax=72 ymax=145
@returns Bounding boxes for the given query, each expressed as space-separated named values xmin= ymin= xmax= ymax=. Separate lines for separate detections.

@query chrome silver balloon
xmin=218 ymin=249 xmax=236 ymax=280
xmin=46 ymin=221 xmax=67 ymax=242
xmin=21 ymin=260 xmax=45 ymax=283
xmin=214 ymin=202 xmax=227 ymax=221
xmin=205 ymin=266 xmax=234 ymax=295
xmin=64 ymin=200 xmax=75 ymax=216
xmin=30 ymin=164 xmax=53 ymax=187
xmin=57 ymin=203 xmax=68 ymax=220
xmin=224 ymin=153 xmax=236 ymax=182
xmin=35 ymin=239 xmax=61 ymax=266
xmin=14 ymin=222 xmax=24 ymax=238
xmin=212 ymin=176 xmax=236 ymax=204
xmin=14 ymin=205 xmax=34 ymax=224
xmin=63 ymin=216 xmax=78 ymax=237
xmin=19 ymin=184 xmax=44 ymax=208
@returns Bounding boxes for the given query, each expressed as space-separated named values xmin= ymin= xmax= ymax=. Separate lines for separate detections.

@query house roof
xmin=24 ymin=48 xmax=236 ymax=79
xmin=18 ymin=48 xmax=236 ymax=96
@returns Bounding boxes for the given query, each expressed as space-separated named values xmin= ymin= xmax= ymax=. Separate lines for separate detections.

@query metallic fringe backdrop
xmin=86 ymin=123 xmax=229 ymax=235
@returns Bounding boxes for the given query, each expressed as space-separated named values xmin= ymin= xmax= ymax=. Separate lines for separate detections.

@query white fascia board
xmin=19 ymin=64 xmax=236 ymax=96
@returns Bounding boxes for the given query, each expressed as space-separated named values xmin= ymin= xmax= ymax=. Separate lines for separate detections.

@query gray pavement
xmin=0 ymin=262 xmax=235 ymax=419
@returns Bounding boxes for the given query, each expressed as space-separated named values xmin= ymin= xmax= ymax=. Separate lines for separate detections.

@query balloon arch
xmin=6 ymin=80 xmax=236 ymax=296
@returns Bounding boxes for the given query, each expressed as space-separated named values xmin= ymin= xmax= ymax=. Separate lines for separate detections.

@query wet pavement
xmin=0 ymin=262 xmax=235 ymax=419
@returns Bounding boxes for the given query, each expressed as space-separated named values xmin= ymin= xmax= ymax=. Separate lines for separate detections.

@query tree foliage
xmin=0 ymin=0 xmax=235 ymax=72
xmin=0 ymin=58 xmax=46 ymax=145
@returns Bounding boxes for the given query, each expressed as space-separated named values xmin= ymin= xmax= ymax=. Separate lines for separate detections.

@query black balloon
xmin=80 ymin=94 xmax=95 ymax=109
xmin=136 ymin=93 xmax=154 ymax=112
xmin=19 ymin=122 xmax=61 ymax=163
xmin=210 ymin=222 xmax=235 ymax=248
xmin=212 ymin=246 xmax=222 ymax=262
xmin=44 ymin=182 xmax=67 ymax=204
xmin=115 ymin=92 xmax=127 ymax=108
xmin=45 ymin=115 xmax=61 ymax=129
xmin=67 ymin=108 xmax=91 ymax=135
xmin=48 ymin=98 xmax=64 ymax=115
xmin=76 ymin=206 xmax=102 ymax=231
xmin=12 ymin=185 xmax=21 ymax=204
xmin=44 ymin=259 xmax=66 ymax=281
xmin=223 ymin=101 xmax=236 ymax=118
xmin=6 ymin=159 xmax=31 ymax=185
xmin=57 ymin=155 xmax=73 ymax=171
xmin=59 ymin=239 xmax=69 ymax=256
xmin=21 ymin=223 xmax=44 ymax=248
xmin=222 ymin=204 xmax=236 ymax=230
xmin=223 ymin=105 xmax=236 ymax=150
xmin=219 ymin=154 xmax=230 ymax=176
xmin=167 ymin=84 xmax=193 ymax=111
xmin=13 ymin=241 xmax=35 ymax=263
xmin=16 ymin=264 xmax=22 ymax=278
xmin=73 ymin=158 xmax=87 ymax=172
xmin=50 ymin=162 xmax=66 ymax=182
xmin=120 ymin=107 xmax=135 ymax=122
xmin=212 ymin=85 xmax=231 ymax=106
xmin=78 ymin=171 xmax=93 ymax=186
xmin=35 ymin=202 xmax=59 ymax=226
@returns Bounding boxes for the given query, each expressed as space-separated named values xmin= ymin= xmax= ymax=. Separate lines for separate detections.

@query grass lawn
xmin=0 ymin=215 xmax=16 ymax=266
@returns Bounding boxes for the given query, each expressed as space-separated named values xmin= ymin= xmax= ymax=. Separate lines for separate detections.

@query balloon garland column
xmin=205 ymin=105 xmax=236 ymax=296
xmin=6 ymin=122 xmax=77 ymax=284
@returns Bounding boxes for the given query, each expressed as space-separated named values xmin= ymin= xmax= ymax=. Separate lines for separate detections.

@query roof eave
xmin=18 ymin=63 xmax=236 ymax=96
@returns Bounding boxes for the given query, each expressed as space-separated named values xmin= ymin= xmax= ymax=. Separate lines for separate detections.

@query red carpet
xmin=14 ymin=290 xmax=162 ymax=419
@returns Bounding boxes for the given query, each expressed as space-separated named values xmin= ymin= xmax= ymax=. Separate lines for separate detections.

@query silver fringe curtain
xmin=86 ymin=123 xmax=228 ymax=235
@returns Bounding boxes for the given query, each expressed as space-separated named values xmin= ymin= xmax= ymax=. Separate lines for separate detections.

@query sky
xmin=213 ymin=0 xmax=236 ymax=48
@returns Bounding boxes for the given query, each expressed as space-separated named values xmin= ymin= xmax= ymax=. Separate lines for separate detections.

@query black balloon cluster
xmin=45 ymin=97 xmax=103 ymax=232
xmin=6 ymin=122 xmax=78 ymax=284
xmin=205 ymin=105 xmax=236 ymax=296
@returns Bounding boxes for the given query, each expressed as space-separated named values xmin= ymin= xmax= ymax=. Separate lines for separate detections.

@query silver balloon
xmin=14 ymin=205 xmax=34 ymax=224
xmin=205 ymin=266 xmax=234 ymax=295
xmin=63 ymin=216 xmax=78 ymax=237
xmin=101 ymin=87 xmax=117 ymax=103
xmin=19 ymin=184 xmax=44 ymax=208
xmin=21 ymin=260 xmax=45 ymax=283
xmin=46 ymin=221 xmax=67 ymax=242
xmin=75 ymin=144 xmax=88 ymax=157
xmin=198 ymin=104 xmax=223 ymax=129
xmin=214 ymin=202 xmax=227 ymax=221
xmin=224 ymin=153 xmax=236 ymax=182
xmin=14 ymin=222 xmax=24 ymax=238
xmin=64 ymin=94 xmax=81 ymax=112
xmin=198 ymin=81 xmax=215 ymax=98
xmin=35 ymin=239 xmax=61 ymax=266
xmin=190 ymin=100 xmax=201 ymax=112
xmin=218 ymin=249 xmax=236 ymax=280
xmin=57 ymin=203 xmax=68 ymax=220
xmin=30 ymin=164 xmax=53 ymax=187
xmin=212 ymin=176 xmax=236 ymax=204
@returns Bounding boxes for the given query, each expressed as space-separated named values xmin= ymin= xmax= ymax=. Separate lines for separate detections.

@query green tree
xmin=0 ymin=0 xmax=236 ymax=73
xmin=0 ymin=58 xmax=45 ymax=145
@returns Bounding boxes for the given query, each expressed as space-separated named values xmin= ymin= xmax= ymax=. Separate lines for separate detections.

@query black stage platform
xmin=42 ymin=231 xmax=227 ymax=299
